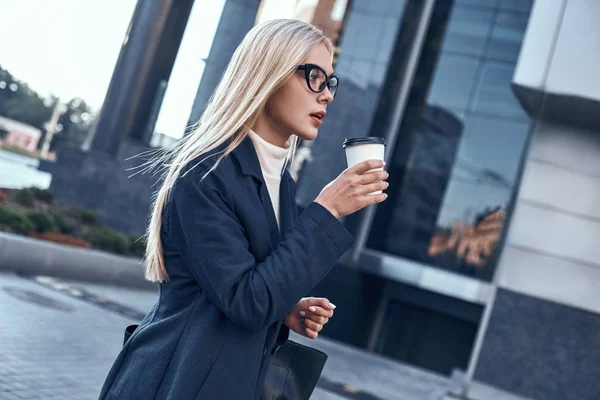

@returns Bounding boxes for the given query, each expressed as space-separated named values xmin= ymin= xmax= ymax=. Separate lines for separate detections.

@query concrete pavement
xmin=0 ymin=271 xmax=531 ymax=399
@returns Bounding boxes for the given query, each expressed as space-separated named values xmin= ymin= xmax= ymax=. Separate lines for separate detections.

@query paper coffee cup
xmin=343 ymin=137 xmax=387 ymax=194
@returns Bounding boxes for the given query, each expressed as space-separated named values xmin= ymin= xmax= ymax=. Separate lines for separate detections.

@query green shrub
xmin=80 ymin=210 xmax=101 ymax=225
xmin=51 ymin=212 xmax=77 ymax=235
xmin=0 ymin=206 xmax=34 ymax=234
xmin=128 ymin=234 xmax=146 ymax=258
xmin=27 ymin=211 xmax=57 ymax=233
xmin=66 ymin=207 xmax=101 ymax=226
xmin=15 ymin=189 xmax=35 ymax=207
xmin=82 ymin=227 xmax=129 ymax=255
xmin=30 ymin=187 xmax=53 ymax=204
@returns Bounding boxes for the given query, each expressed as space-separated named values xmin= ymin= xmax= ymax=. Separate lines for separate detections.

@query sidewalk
xmin=0 ymin=271 xmax=530 ymax=400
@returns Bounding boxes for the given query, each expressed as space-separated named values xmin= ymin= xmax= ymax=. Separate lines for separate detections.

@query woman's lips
xmin=310 ymin=115 xmax=323 ymax=126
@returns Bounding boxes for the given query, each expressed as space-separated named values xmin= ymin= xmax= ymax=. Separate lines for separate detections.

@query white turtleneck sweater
xmin=247 ymin=130 xmax=289 ymax=228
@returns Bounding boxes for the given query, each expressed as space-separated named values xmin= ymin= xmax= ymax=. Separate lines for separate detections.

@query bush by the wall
xmin=30 ymin=187 xmax=53 ymax=204
xmin=27 ymin=211 xmax=57 ymax=233
xmin=15 ymin=189 xmax=35 ymax=207
xmin=0 ymin=206 xmax=34 ymax=234
xmin=82 ymin=227 xmax=129 ymax=255
xmin=66 ymin=207 xmax=101 ymax=226
xmin=51 ymin=212 xmax=77 ymax=235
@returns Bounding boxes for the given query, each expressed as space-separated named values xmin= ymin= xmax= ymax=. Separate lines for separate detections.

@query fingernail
xmin=329 ymin=303 xmax=336 ymax=309
xmin=309 ymin=306 xmax=317 ymax=312
xmin=299 ymin=311 xmax=306 ymax=317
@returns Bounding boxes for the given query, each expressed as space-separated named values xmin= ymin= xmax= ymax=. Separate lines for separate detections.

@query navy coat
xmin=99 ymin=137 xmax=354 ymax=399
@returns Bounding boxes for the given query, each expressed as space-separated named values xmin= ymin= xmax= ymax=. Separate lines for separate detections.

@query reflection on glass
xmin=499 ymin=0 xmax=534 ymax=13
xmin=370 ymin=106 xmax=464 ymax=268
xmin=455 ymin=0 xmax=498 ymax=8
xmin=369 ymin=109 xmax=530 ymax=280
xmin=257 ymin=0 xmax=349 ymax=46
xmin=443 ymin=6 xmax=493 ymax=57
xmin=367 ymin=0 xmax=533 ymax=281
xmin=472 ymin=61 xmax=527 ymax=119
xmin=427 ymin=54 xmax=479 ymax=110
xmin=488 ymin=12 xmax=529 ymax=63
xmin=427 ymin=117 xmax=529 ymax=269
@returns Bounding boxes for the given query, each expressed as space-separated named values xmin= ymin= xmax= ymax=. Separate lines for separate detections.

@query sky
xmin=0 ymin=0 xmax=306 ymax=139
xmin=0 ymin=0 xmax=138 ymax=108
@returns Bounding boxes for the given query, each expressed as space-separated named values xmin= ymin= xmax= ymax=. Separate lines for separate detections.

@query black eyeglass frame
xmin=296 ymin=64 xmax=339 ymax=97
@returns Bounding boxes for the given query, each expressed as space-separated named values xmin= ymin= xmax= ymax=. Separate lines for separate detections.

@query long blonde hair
xmin=143 ymin=19 xmax=333 ymax=282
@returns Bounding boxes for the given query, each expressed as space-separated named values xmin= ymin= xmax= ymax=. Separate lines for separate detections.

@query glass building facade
xmin=366 ymin=0 xmax=533 ymax=281
xmin=297 ymin=0 xmax=533 ymax=280
xmin=292 ymin=0 xmax=535 ymax=375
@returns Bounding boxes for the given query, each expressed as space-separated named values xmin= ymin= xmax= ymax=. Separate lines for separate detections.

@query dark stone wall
xmin=45 ymin=142 xmax=158 ymax=235
xmin=475 ymin=288 xmax=600 ymax=400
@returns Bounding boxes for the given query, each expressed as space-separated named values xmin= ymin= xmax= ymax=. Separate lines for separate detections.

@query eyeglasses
xmin=296 ymin=64 xmax=339 ymax=97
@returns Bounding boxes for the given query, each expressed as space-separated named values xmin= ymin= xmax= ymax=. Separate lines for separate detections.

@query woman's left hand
xmin=284 ymin=297 xmax=335 ymax=339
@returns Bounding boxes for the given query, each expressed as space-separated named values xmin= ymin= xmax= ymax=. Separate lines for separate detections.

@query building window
xmin=367 ymin=0 xmax=533 ymax=281
xmin=256 ymin=0 xmax=350 ymax=47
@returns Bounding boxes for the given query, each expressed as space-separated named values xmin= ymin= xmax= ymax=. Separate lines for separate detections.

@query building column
xmin=89 ymin=0 xmax=195 ymax=154
xmin=187 ymin=0 xmax=260 ymax=126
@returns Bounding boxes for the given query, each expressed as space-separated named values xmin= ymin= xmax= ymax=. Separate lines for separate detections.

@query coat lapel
xmin=278 ymin=170 xmax=296 ymax=240
xmin=232 ymin=137 xmax=280 ymax=247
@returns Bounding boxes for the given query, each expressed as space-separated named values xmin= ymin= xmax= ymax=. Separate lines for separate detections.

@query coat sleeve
xmin=167 ymin=170 xmax=354 ymax=332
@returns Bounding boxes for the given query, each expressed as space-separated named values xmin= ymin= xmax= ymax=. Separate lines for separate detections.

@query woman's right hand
xmin=315 ymin=160 xmax=389 ymax=219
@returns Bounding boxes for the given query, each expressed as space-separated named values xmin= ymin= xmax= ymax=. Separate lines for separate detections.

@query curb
xmin=0 ymin=232 xmax=156 ymax=290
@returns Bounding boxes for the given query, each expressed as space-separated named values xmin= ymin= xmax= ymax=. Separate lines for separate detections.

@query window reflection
xmin=367 ymin=0 xmax=533 ymax=281
xmin=429 ymin=118 xmax=529 ymax=271
xmin=257 ymin=0 xmax=349 ymax=46
xmin=499 ymin=0 xmax=534 ymax=13
xmin=488 ymin=12 xmax=529 ymax=63
xmin=427 ymin=54 xmax=479 ymax=110
xmin=455 ymin=0 xmax=498 ymax=8
xmin=443 ymin=6 xmax=493 ymax=58
xmin=472 ymin=61 xmax=528 ymax=120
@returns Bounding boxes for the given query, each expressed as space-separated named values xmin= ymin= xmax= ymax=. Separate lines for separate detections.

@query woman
xmin=99 ymin=19 xmax=388 ymax=399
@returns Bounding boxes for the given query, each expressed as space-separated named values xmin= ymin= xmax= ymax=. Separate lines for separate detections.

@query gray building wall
xmin=474 ymin=1 xmax=600 ymax=397
xmin=475 ymin=122 xmax=600 ymax=400
xmin=512 ymin=0 xmax=600 ymax=130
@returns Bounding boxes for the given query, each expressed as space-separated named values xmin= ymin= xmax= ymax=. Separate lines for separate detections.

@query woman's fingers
xmin=301 ymin=305 xmax=333 ymax=319
xmin=360 ymin=192 xmax=388 ymax=208
xmin=303 ymin=313 xmax=329 ymax=325
xmin=305 ymin=328 xmax=319 ymax=339
xmin=357 ymin=181 xmax=388 ymax=195
xmin=356 ymin=170 xmax=388 ymax=185
xmin=303 ymin=318 xmax=324 ymax=333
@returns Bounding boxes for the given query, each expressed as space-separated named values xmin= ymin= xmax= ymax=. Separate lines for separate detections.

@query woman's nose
xmin=319 ymin=87 xmax=334 ymax=103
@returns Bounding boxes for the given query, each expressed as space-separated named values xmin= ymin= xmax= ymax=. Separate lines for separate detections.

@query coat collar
xmin=230 ymin=135 xmax=296 ymax=245
xmin=231 ymin=136 xmax=266 ymax=182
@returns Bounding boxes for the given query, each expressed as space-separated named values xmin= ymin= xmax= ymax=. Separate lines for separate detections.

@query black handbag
xmin=123 ymin=325 xmax=327 ymax=400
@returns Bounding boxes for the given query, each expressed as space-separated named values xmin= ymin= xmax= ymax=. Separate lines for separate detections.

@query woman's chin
xmin=297 ymin=129 xmax=319 ymax=142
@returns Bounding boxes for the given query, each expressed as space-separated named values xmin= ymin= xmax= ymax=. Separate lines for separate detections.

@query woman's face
xmin=259 ymin=43 xmax=335 ymax=145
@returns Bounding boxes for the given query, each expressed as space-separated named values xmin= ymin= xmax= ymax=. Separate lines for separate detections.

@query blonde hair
xmin=143 ymin=19 xmax=333 ymax=282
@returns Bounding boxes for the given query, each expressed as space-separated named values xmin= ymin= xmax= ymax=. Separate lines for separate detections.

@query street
xmin=0 ymin=271 xmax=527 ymax=400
